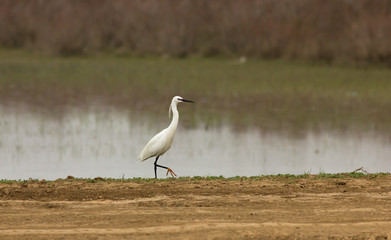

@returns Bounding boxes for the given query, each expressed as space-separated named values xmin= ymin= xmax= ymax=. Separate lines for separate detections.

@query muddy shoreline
xmin=1 ymin=177 xmax=391 ymax=239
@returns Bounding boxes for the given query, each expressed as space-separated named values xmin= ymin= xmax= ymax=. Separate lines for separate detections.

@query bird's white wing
xmin=137 ymin=129 xmax=169 ymax=162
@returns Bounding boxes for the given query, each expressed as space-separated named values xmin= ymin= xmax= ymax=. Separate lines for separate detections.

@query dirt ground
xmin=1 ymin=176 xmax=391 ymax=239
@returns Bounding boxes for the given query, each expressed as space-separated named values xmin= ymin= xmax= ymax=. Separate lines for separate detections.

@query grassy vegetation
xmin=1 ymin=50 xmax=391 ymax=134
xmin=1 ymin=172 xmax=390 ymax=184
xmin=1 ymin=1 xmax=391 ymax=65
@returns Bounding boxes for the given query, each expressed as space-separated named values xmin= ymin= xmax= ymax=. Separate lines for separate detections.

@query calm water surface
xmin=1 ymin=106 xmax=390 ymax=180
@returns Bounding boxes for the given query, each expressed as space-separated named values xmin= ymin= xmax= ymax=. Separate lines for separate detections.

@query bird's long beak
xmin=180 ymin=98 xmax=194 ymax=103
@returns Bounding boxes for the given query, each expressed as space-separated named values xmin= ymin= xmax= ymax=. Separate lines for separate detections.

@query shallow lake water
xmin=1 ymin=106 xmax=390 ymax=180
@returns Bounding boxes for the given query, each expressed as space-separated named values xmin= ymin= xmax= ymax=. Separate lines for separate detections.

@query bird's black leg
xmin=154 ymin=156 xmax=177 ymax=178
xmin=154 ymin=156 xmax=159 ymax=179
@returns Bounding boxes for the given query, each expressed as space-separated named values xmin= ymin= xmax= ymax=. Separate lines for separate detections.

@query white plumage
xmin=138 ymin=96 xmax=194 ymax=178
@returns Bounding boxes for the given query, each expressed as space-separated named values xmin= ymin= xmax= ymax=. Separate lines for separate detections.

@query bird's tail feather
xmin=137 ymin=148 xmax=150 ymax=162
xmin=137 ymin=151 xmax=144 ymax=161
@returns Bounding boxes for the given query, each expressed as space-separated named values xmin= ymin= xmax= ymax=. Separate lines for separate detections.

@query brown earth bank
xmin=1 ymin=176 xmax=391 ymax=239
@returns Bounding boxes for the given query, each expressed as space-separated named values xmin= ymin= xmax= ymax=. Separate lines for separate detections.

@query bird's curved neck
xmin=168 ymin=103 xmax=179 ymax=130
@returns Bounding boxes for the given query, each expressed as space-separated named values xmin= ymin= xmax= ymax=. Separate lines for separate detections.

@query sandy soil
xmin=1 ymin=176 xmax=391 ymax=239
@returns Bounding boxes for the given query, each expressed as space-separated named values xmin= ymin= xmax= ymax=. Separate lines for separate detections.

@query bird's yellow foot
xmin=166 ymin=168 xmax=177 ymax=177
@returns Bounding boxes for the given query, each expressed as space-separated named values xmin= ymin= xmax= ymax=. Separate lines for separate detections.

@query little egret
xmin=138 ymin=96 xmax=194 ymax=178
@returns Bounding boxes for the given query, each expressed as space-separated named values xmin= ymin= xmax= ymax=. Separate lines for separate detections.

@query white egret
xmin=138 ymin=96 xmax=194 ymax=178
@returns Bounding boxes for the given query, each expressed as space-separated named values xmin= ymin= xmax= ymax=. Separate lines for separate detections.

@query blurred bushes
xmin=1 ymin=0 xmax=391 ymax=65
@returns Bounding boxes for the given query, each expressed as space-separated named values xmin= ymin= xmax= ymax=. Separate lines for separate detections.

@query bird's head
xmin=172 ymin=96 xmax=194 ymax=104
xmin=169 ymin=96 xmax=194 ymax=119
